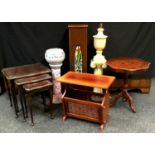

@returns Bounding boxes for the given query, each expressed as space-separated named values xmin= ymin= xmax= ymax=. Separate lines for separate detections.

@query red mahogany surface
xmin=57 ymin=71 xmax=115 ymax=89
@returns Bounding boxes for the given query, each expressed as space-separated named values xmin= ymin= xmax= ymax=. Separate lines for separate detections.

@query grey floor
xmin=0 ymin=79 xmax=155 ymax=133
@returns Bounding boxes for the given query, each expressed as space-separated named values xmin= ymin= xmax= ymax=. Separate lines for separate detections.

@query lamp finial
xmin=99 ymin=23 xmax=103 ymax=28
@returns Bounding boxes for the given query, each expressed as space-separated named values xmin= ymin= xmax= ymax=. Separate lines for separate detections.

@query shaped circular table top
xmin=107 ymin=57 xmax=151 ymax=74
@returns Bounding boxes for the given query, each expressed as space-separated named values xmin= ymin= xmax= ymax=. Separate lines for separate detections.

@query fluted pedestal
xmin=45 ymin=48 xmax=65 ymax=103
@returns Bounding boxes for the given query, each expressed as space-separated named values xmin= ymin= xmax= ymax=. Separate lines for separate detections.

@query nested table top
xmin=2 ymin=63 xmax=50 ymax=80
xmin=57 ymin=71 xmax=115 ymax=89
xmin=107 ymin=57 xmax=151 ymax=73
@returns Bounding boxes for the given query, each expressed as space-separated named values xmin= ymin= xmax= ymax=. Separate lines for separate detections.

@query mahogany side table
xmin=107 ymin=57 xmax=151 ymax=113
xmin=57 ymin=71 xmax=115 ymax=130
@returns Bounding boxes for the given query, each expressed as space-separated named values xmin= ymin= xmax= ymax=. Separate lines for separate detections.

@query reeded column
xmin=45 ymin=48 xmax=65 ymax=103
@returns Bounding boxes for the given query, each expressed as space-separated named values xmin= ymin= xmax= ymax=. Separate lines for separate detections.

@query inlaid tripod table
xmin=107 ymin=57 xmax=151 ymax=113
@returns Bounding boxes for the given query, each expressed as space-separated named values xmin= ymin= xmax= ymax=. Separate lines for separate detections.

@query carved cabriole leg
xmin=110 ymin=91 xmax=123 ymax=107
xmin=112 ymin=88 xmax=136 ymax=113
xmin=124 ymin=90 xmax=136 ymax=113
xmin=123 ymin=73 xmax=136 ymax=113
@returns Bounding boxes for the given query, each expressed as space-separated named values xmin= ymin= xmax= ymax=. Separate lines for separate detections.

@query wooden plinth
xmin=111 ymin=78 xmax=151 ymax=93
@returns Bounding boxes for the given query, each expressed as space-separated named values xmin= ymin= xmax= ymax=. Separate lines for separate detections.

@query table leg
xmin=111 ymin=89 xmax=136 ymax=113
xmin=3 ymin=77 xmax=13 ymax=107
xmin=18 ymin=86 xmax=26 ymax=120
xmin=10 ymin=80 xmax=19 ymax=117
xmin=110 ymin=91 xmax=123 ymax=107
xmin=26 ymin=94 xmax=34 ymax=126
xmin=22 ymin=92 xmax=28 ymax=118
xmin=123 ymin=89 xmax=136 ymax=113
xmin=111 ymin=73 xmax=136 ymax=113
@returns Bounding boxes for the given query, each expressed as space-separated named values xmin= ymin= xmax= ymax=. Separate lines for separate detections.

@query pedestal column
xmin=45 ymin=48 xmax=65 ymax=103
xmin=90 ymin=23 xmax=108 ymax=93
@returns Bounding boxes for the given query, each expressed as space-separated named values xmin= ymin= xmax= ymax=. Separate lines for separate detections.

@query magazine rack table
xmin=57 ymin=71 xmax=115 ymax=130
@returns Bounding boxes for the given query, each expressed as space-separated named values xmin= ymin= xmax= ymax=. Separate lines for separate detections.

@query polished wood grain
xmin=111 ymin=78 xmax=151 ymax=93
xmin=23 ymin=80 xmax=53 ymax=92
xmin=107 ymin=57 xmax=151 ymax=73
xmin=58 ymin=71 xmax=115 ymax=131
xmin=2 ymin=63 xmax=50 ymax=80
xmin=1 ymin=63 xmax=51 ymax=117
xmin=23 ymin=80 xmax=53 ymax=126
xmin=15 ymin=74 xmax=52 ymax=86
xmin=15 ymin=74 xmax=52 ymax=120
xmin=57 ymin=71 xmax=115 ymax=89
xmin=107 ymin=57 xmax=151 ymax=113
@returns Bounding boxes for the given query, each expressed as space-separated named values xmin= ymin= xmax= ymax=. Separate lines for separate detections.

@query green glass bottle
xmin=74 ymin=45 xmax=82 ymax=72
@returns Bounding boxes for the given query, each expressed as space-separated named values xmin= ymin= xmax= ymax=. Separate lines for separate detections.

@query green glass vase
xmin=74 ymin=45 xmax=82 ymax=72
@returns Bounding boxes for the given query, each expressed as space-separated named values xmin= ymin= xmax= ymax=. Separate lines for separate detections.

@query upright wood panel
xmin=68 ymin=24 xmax=88 ymax=72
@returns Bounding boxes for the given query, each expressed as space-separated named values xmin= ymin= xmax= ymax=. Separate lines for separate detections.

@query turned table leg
xmin=123 ymin=90 xmax=136 ymax=113
xmin=111 ymin=73 xmax=136 ymax=113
